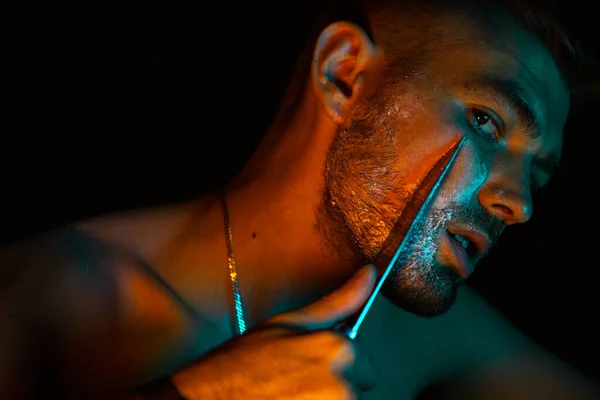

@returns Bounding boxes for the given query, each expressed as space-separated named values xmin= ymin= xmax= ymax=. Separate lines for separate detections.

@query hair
xmin=298 ymin=0 xmax=592 ymax=97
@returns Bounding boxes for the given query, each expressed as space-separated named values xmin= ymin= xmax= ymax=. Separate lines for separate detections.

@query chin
xmin=380 ymin=264 xmax=461 ymax=318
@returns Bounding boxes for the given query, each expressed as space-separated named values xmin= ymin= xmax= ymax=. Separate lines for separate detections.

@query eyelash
xmin=466 ymin=108 xmax=546 ymax=192
xmin=466 ymin=107 xmax=502 ymax=143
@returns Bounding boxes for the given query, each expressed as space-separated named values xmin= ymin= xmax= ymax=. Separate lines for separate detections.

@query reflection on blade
xmin=337 ymin=136 xmax=467 ymax=339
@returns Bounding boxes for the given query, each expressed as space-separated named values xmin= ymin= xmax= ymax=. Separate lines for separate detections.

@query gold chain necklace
xmin=218 ymin=189 xmax=247 ymax=336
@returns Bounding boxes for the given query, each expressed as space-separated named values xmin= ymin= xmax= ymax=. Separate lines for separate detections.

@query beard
xmin=317 ymin=80 xmax=486 ymax=317
xmin=319 ymin=133 xmax=502 ymax=317
xmin=378 ymin=208 xmax=461 ymax=317
xmin=319 ymin=188 xmax=466 ymax=317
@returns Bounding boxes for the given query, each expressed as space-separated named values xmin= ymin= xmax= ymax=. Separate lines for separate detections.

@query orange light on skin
xmin=114 ymin=261 xmax=191 ymax=375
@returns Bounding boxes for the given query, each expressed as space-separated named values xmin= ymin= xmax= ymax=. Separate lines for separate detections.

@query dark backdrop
xmin=2 ymin=0 xmax=598 ymax=383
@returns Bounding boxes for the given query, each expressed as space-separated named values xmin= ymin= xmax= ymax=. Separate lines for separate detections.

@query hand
xmin=171 ymin=265 xmax=378 ymax=399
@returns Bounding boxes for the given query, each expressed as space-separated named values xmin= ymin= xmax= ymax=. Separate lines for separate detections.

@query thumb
xmin=270 ymin=264 xmax=377 ymax=330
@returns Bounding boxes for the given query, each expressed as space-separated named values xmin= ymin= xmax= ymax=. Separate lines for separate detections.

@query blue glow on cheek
xmin=435 ymin=140 xmax=489 ymax=206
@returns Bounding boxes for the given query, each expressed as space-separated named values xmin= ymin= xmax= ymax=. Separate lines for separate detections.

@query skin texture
xmin=316 ymin=9 xmax=568 ymax=317
xmin=204 ymin=5 xmax=568 ymax=329
xmin=2 ymin=3 xmax=589 ymax=400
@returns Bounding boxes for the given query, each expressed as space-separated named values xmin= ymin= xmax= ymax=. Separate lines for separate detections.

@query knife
xmin=335 ymin=136 xmax=467 ymax=339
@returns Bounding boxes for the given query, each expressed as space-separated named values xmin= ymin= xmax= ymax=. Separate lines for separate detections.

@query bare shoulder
xmin=1 ymin=227 xmax=165 ymax=398
xmin=0 ymin=228 xmax=91 ymax=398
xmin=425 ymin=286 xmax=600 ymax=398
xmin=1 ymin=230 xmax=72 ymax=295
xmin=0 ymin=227 xmax=118 ymax=326
xmin=360 ymin=286 xmax=599 ymax=399
xmin=360 ymin=285 xmax=532 ymax=373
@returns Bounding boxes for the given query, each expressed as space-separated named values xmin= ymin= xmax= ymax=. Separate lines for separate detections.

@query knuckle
xmin=339 ymin=339 xmax=356 ymax=360
xmin=307 ymin=331 xmax=356 ymax=366
xmin=328 ymin=336 xmax=356 ymax=365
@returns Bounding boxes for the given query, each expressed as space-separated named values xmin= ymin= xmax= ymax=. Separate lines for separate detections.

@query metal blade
xmin=336 ymin=136 xmax=466 ymax=339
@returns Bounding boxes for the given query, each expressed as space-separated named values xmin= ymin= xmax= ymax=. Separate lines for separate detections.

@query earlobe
xmin=312 ymin=22 xmax=383 ymax=124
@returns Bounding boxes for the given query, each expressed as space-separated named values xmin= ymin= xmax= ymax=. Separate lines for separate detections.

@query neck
xmin=216 ymin=175 xmax=350 ymax=328
xmin=218 ymin=86 xmax=351 ymax=326
xmin=76 ymin=92 xmax=352 ymax=340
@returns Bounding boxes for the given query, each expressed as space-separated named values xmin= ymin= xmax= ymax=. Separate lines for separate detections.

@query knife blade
xmin=335 ymin=136 xmax=467 ymax=339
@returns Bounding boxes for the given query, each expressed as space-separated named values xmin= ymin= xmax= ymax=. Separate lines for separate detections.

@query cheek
xmin=434 ymin=139 xmax=490 ymax=207
xmin=390 ymin=119 xmax=462 ymax=181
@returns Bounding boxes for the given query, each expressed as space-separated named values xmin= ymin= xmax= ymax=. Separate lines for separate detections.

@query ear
xmin=312 ymin=21 xmax=383 ymax=124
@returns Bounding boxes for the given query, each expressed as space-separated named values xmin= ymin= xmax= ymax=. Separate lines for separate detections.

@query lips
xmin=442 ymin=226 xmax=492 ymax=278
xmin=448 ymin=226 xmax=492 ymax=257
xmin=442 ymin=231 xmax=474 ymax=278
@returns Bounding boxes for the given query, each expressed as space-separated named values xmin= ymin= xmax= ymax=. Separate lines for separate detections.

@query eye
xmin=467 ymin=108 xmax=501 ymax=142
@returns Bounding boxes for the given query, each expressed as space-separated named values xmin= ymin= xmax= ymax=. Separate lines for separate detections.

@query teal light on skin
xmin=343 ymin=138 xmax=466 ymax=338
xmin=379 ymin=136 xmax=502 ymax=317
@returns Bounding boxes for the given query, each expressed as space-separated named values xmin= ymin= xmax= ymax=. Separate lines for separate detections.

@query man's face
xmin=318 ymin=11 xmax=569 ymax=317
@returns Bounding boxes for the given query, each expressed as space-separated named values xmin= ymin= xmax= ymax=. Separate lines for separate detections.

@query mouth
xmin=444 ymin=227 xmax=492 ymax=278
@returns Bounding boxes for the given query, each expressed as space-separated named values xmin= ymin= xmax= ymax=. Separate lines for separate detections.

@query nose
xmin=478 ymin=180 xmax=533 ymax=225
xmin=477 ymin=150 xmax=534 ymax=225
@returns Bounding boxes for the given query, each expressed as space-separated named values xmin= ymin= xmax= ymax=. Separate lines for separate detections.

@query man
xmin=1 ymin=0 xmax=598 ymax=399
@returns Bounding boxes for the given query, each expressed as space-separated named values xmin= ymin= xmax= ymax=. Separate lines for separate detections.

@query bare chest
xmin=24 ymin=231 xmax=506 ymax=400
xmin=31 ymin=232 xmax=230 ymax=398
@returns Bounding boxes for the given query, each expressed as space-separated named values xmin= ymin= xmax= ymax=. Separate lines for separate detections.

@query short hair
xmin=310 ymin=0 xmax=592 ymax=96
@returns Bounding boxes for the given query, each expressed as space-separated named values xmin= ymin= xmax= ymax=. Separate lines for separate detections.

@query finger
xmin=271 ymin=264 xmax=377 ymax=330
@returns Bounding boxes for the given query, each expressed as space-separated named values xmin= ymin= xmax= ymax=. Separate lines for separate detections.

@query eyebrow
xmin=464 ymin=76 xmax=562 ymax=180
xmin=464 ymin=76 xmax=543 ymax=141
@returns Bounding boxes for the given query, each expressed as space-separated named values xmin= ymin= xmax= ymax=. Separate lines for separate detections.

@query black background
xmin=2 ymin=0 xmax=599 ymax=383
